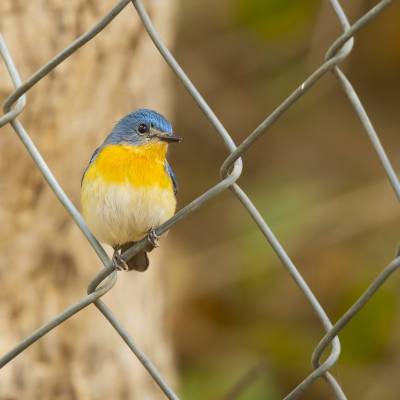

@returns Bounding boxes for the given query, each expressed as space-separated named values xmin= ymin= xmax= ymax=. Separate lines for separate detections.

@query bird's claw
xmin=148 ymin=228 xmax=160 ymax=248
xmin=112 ymin=251 xmax=129 ymax=271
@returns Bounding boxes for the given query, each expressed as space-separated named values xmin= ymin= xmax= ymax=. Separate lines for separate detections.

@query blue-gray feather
xmin=81 ymin=145 xmax=102 ymax=185
xmin=165 ymin=161 xmax=178 ymax=195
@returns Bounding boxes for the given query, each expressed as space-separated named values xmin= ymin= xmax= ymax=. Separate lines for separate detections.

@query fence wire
xmin=0 ymin=0 xmax=398 ymax=399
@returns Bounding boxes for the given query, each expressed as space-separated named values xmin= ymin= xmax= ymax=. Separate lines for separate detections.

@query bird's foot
xmin=112 ymin=249 xmax=129 ymax=271
xmin=148 ymin=228 xmax=160 ymax=249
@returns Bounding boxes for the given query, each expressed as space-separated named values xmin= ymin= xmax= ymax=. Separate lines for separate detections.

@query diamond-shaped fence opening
xmin=0 ymin=1 xmax=398 ymax=399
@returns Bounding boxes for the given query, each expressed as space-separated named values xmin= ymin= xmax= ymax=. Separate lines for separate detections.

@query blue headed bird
xmin=81 ymin=109 xmax=181 ymax=271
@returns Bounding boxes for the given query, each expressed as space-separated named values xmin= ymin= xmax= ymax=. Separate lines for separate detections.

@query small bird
xmin=81 ymin=109 xmax=181 ymax=271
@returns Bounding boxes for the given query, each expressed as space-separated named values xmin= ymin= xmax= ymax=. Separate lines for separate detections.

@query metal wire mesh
xmin=0 ymin=0 xmax=398 ymax=399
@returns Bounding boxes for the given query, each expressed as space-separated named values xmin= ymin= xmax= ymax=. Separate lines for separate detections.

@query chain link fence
xmin=0 ymin=0 xmax=397 ymax=399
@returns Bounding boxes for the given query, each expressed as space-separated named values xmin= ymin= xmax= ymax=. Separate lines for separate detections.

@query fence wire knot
xmin=0 ymin=1 xmax=397 ymax=399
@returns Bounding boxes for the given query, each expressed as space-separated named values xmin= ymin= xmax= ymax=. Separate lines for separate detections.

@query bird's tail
xmin=120 ymin=242 xmax=149 ymax=272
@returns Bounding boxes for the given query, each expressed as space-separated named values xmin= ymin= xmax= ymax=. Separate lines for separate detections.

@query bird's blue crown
xmin=104 ymin=108 xmax=173 ymax=146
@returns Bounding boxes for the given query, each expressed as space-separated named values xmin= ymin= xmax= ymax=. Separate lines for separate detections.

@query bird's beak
xmin=156 ymin=132 xmax=182 ymax=143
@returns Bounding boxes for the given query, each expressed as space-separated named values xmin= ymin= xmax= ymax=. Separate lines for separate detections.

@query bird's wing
xmin=81 ymin=145 xmax=102 ymax=186
xmin=165 ymin=161 xmax=178 ymax=195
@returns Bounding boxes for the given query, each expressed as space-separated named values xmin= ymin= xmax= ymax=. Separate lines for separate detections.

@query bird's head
xmin=106 ymin=108 xmax=181 ymax=146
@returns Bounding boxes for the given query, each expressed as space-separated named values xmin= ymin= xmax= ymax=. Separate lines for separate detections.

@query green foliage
xmin=237 ymin=180 xmax=324 ymax=242
xmin=234 ymin=0 xmax=319 ymax=39
xmin=336 ymin=284 xmax=396 ymax=364
xmin=180 ymin=356 xmax=281 ymax=400
xmin=244 ymin=323 xmax=315 ymax=370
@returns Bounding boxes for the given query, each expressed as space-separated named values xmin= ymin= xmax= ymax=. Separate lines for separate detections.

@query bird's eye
xmin=138 ymin=123 xmax=149 ymax=135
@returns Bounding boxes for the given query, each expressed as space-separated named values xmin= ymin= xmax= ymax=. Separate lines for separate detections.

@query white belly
xmin=81 ymin=179 xmax=176 ymax=246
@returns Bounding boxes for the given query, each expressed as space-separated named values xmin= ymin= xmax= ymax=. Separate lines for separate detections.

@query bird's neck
xmin=119 ymin=142 xmax=168 ymax=161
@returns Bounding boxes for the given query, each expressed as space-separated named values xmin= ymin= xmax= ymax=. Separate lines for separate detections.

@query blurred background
xmin=1 ymin=1 xmax=400 ymax=399
xmin=166 ymin=0 xmax=400 ymax=399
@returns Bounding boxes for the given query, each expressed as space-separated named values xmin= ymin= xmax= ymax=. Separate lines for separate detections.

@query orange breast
xmin=83 ymin=143 xmax=173 ymax=189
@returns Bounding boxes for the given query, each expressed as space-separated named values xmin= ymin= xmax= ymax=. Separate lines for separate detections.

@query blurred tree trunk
xmin=0 ymin=1 xmax=177 ymax=399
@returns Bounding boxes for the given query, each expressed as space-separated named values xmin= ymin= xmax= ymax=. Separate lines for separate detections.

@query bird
xmin=80 ymin=108 xmax=181 ymax=271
